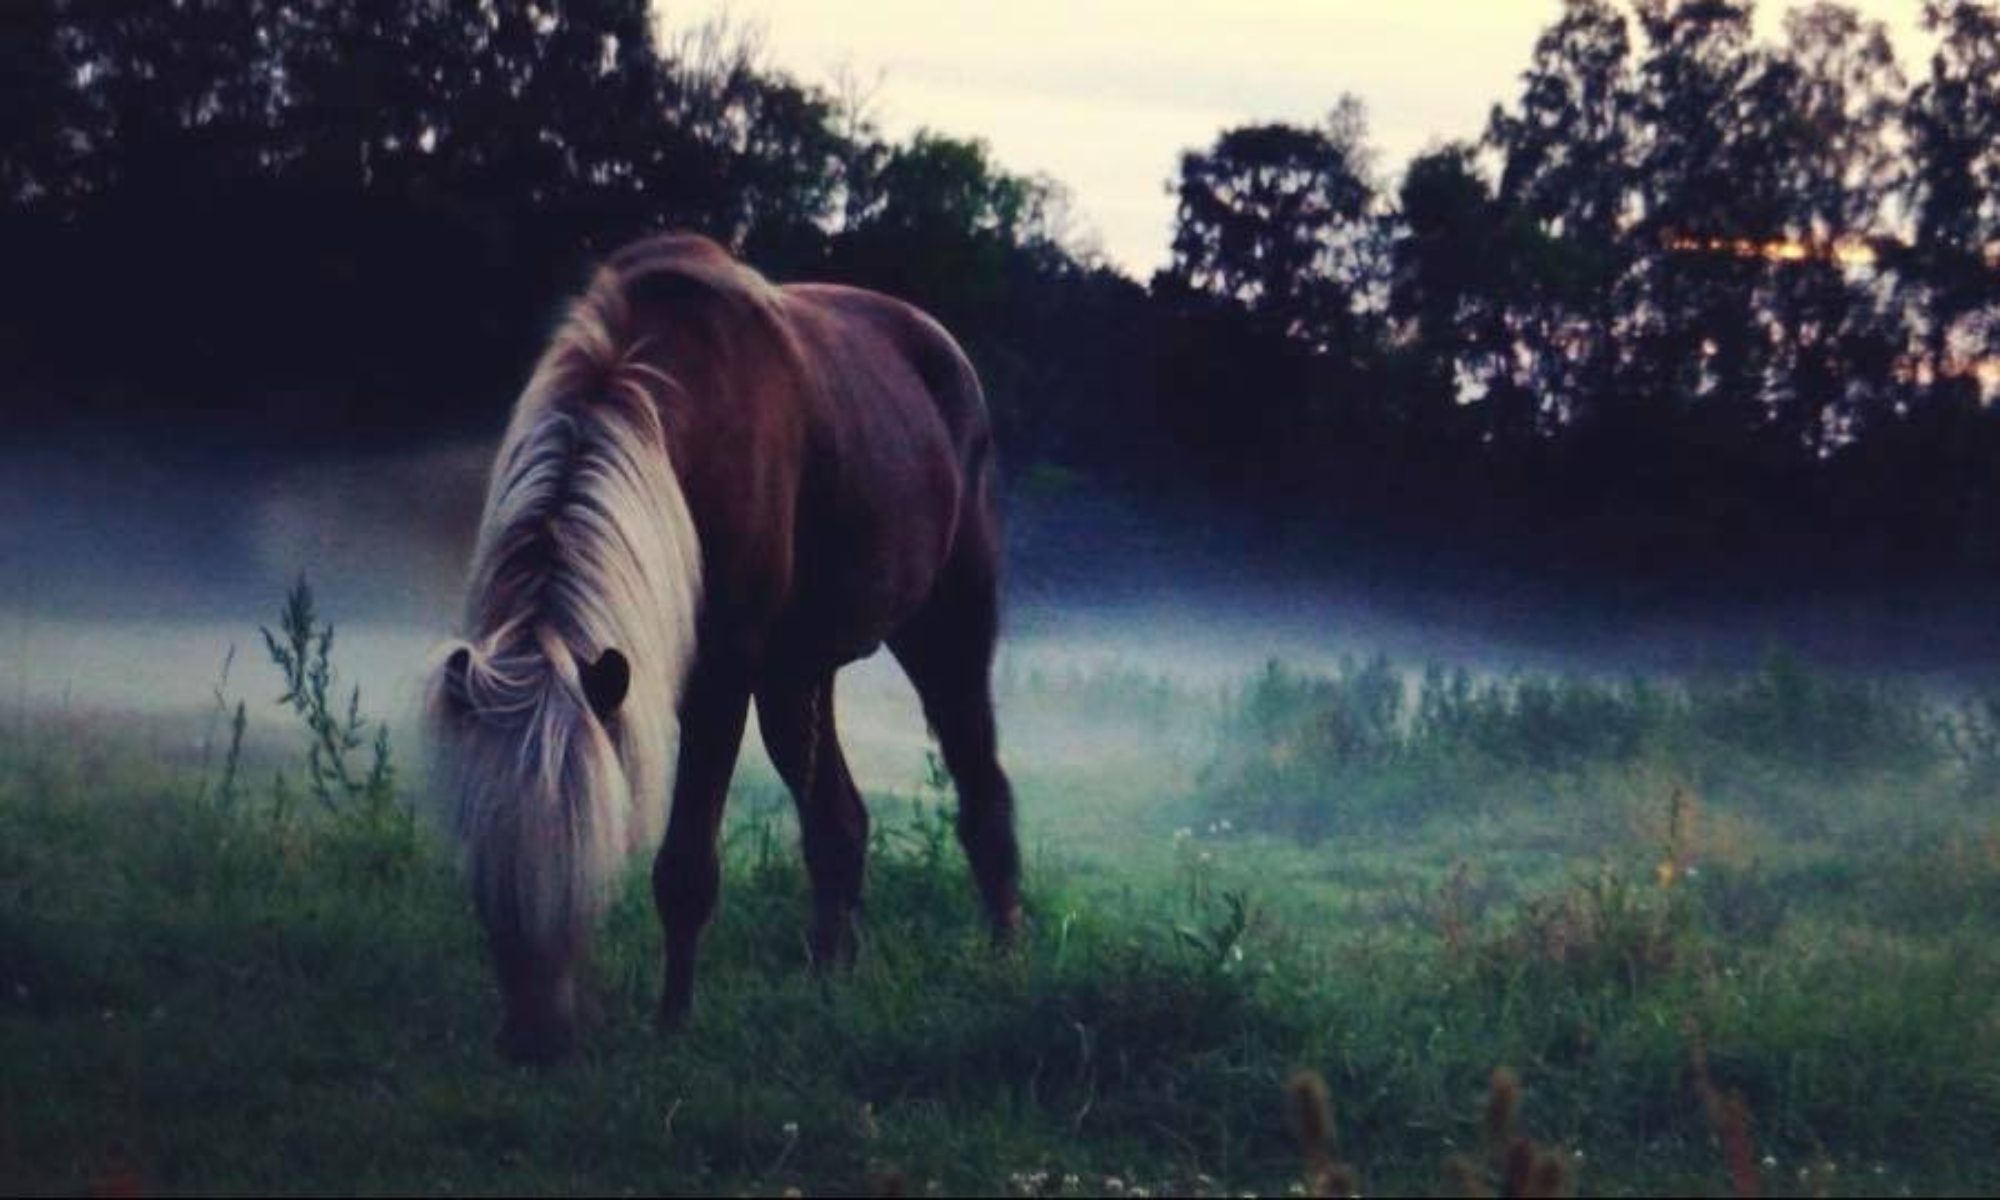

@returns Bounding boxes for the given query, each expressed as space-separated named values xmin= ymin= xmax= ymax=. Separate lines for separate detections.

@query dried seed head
xmin=1442 ymin=1154 xmax=1493 ymax=1199
xmin=1484 ymin=1068 xmax=1522 ymax=1153
xmin=1286 ymin=1069 xmax=1336 ymax=1156
xmin=1528 ymin=1148 xmax=1569 ymax=1198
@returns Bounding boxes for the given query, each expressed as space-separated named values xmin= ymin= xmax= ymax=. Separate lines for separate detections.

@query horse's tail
xmin=430 ymin=262 xmax=703 ymax=964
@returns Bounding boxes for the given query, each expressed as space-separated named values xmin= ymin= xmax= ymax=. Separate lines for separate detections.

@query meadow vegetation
xmin=4 ymin=590 xmax=1999 ymax=1194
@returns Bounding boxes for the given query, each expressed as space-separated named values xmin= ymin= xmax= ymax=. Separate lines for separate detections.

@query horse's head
xmin=428 ymin=632 xmax=635 ymax=1065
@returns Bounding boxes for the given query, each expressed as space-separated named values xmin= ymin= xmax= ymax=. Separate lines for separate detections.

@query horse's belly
xmin=782 ymin=494 xmax=956 ymax=670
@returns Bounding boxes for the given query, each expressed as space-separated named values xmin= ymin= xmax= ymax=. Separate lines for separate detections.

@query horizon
xmin=668 ymin=0 xmax=1938 ymax=277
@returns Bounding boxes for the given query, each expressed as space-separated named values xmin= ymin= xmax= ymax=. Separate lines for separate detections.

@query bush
xmin=1202 ymin=652 xmax=1957 ymax=838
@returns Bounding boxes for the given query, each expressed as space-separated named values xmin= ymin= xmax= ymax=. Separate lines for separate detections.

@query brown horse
xmin=428 ymin=233 xmax=1020 ymax=1063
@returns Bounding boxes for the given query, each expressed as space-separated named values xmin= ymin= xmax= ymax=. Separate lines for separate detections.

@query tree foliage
xmin=1163 ymin=102 xmax=1385 ymax=356
xmin=4 ymin=0 xmax=2000 ymax=583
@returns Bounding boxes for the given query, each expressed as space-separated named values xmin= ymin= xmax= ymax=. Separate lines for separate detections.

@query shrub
xmin=1202 ymin=651 xmax=1955 ymax=837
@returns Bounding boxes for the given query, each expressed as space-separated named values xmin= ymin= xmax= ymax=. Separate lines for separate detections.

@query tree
xmin=1904 ymin=0 xmax=2000 ymax=411
xmin=1484 ymin=0 xmax=1637 ymax=427
xmin=1390 ymin=145 xmax=1533 ymax=445
xmin=1625 ymin=0 xmax=1789 ymax=434
xmin=1759 ymin=2 xmax=1907 ymax=450
xmin=0 ymin=0 xmax=88 ymax=214
xmin=50 ymin=0 xmax=289 ymax=200
xmin=1163 ymin=102 xmax=1385 ymax=356
xmin=654 ymin=17 xmax=849 ymax=265
xmin=833 ymin=132 xmax=1042 ymax=312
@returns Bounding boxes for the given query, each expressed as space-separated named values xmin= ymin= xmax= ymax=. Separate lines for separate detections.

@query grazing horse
xmin=428 ymin=233 xmax=1021 ymax=1063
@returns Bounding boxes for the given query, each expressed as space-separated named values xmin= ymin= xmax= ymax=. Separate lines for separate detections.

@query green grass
xmin=4 ymin=620 xmax=2000 ymax=1195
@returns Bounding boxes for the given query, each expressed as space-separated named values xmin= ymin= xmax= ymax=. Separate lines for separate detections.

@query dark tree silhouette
xmin=4 ymin=0 xmax=1999 ymax=584
xmin=1759 ymin=3 xmax=1906 ymax=451
xmin=1485 ymin=0 xmax=1637 ymax=428
xmin=1905 ymin=0 xmax=2000 ymax=411
xmin=1625 ymin=0 xmax=1784 ymax=437
xmin=1163 ymin=102 xmax=1385 ymax=356
xmin=1390 ymin=145 xmax=1529 ymax=446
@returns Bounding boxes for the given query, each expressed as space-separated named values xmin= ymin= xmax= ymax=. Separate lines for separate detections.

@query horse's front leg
xmin=756 ymin=672 xmax=870 ymax=969
xmin=654 ymin=668 xmax=750 ymax=1031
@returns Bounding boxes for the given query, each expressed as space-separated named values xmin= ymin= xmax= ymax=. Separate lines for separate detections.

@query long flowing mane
xmin=430 ymin=263 xmax=704 ymax=949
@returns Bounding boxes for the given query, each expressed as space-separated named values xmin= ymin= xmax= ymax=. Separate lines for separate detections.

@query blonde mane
xmin=430 ymin=265 xmax=704 ymax=947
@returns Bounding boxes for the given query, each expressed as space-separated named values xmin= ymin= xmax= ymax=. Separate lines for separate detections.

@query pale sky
xmin=662 ymin=1 xmax=1935 ymax=278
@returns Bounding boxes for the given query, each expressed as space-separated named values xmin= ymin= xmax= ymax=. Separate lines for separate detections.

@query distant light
xmin=1663 ymin=234 xmax=1877 ymax=267
xmin=1976 ymin=358 xmax=2000 ymax=402
xmin=1830 ymin=241 xmax=1878 ymax=268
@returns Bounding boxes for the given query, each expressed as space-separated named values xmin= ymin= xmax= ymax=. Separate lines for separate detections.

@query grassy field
xmin=4 ymin=601 xmax=2000 ymax=1195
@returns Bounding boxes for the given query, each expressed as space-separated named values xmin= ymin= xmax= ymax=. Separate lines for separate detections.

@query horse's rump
xmin=766 ymin=282 xmax=991 ymax=667
xmin=596 ymin=237 xmax=994 ymax=671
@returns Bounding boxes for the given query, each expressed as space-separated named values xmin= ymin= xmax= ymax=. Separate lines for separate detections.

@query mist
xmin=7 ymin=440 xmax=1998 ymax=804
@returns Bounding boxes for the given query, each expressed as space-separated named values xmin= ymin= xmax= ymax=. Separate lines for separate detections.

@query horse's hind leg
xmin=758 ymin=672 xmax=870 ymax=967
xmin=889 ymin=534 xmax=1022 ymax=943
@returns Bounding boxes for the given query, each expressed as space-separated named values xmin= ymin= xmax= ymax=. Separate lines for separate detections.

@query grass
xmin=3 ymin=594 xmax=1999 ymax=1194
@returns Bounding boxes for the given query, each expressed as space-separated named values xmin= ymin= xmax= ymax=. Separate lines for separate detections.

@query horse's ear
xmin=442 ymin=647 xmax=473 ymax=713
xmin=580 ymin=648 xmax=630 ymax=721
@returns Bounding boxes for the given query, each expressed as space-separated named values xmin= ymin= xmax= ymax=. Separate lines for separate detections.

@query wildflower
xmin=1104 ymin=1178 xmax=1126 ymax=1196
xmin=782 ymin=1121 xmax=799 ymax=1139
xmin=1762 ymin=1155 xmax=1778 ymax=1168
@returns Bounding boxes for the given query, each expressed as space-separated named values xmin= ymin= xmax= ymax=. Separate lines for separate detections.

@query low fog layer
xmin=5 ymin=441 xmax=1998 ymax=792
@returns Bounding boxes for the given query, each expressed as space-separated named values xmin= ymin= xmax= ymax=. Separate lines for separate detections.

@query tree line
xmin=3 ymin=0 xmax=1997 ymax=585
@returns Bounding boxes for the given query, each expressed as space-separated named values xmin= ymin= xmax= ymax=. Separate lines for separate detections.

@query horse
xmin=427 ymin=233 xmax=1021 ymax=1064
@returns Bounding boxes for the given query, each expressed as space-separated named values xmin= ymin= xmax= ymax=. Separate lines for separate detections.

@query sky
xmin=661 ymin=1 xmax=1935 ymax=278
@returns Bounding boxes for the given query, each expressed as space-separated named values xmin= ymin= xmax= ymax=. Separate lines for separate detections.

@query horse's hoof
xmin=496 ymin=1019 xmax=576 ymax=1067
xmin=808 ymin=921 xmax=859 ymax=972
xmin=990 ymin=904 xmax=1025 ymax=949
xmin=656 ymin=999 xmax=692 ymax=1035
